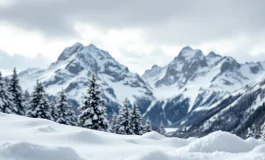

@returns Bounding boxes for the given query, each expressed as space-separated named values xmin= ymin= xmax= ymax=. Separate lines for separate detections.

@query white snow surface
xmin=0 ymin=113 xmax=265 ymax=160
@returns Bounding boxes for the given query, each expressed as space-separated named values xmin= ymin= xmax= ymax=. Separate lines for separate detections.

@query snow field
xmin=0 ymin=113 xmax=265 ymax=160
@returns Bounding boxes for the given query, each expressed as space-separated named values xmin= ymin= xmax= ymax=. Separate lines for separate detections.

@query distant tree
xmin=4 ymin=77 xmax=9 ymax=85
xmin=78 ymin=74 xmax=109 ymax=131
xmin=116 ymin=98 xmax=133 ymax=135
xmin=24 ymin=90 xmax=30 ymax=100
xmin=260 ymin=123 xmax=265 ymax=140
xmin=67 ymin=102 xmax=77 ymax=126
xmin=26 ymin=81 xmax=54 ymax=121
xmin=246 ymin=127 xmax=254 ymax=138
xmin=0 ymin=72 xmax=15 ymax=114
xmin=158 ymin=121 xmax=166 ymax=136
xmin=23 ymin=90 xmax=30 ymax=111
xmin=8 ymin=68 xmax=25 ymax=115
xmin=50 ymin=96 xmax=58 ymax=121
xmin=110 ymin=112 xmax=118 ymax=133
xmin=55 ymin=89 xmax=70 ymax=125
xmin=144 ymin=118 xmax=152 ymax=133
xmin=246 ymin=125 xmax=260 ymax=139
xmin=55 ymin=89 xmax=77 ymax=126
xmin=130 ymin=102 xmax=143 ymax=135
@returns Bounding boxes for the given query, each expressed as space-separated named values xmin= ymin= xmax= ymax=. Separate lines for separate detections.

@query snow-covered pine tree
xmin=246 ymin=125 xmax=260 ymax=139
xmin=110 ymin=112 xmax=118 ymax=133
xmin=4 ymin=77 xmax=9 ymax=85
xmin=23 ymin=90 xmax=30 ymax=113
xmin=50 ymin=96 xmax=58 ymax=121
xmin=8 ymin=68 xmax=25 ymax=115
xmin=0 ymin=72 xmax=15 ymax=114
xmin=26 ymin=81 xmax=54 ymax=121
xmin=55 ymin=89 xmax=70 ymax=125
xmin=144 ymin=118 xmax=152 ymax=133
xmin=260 ymin=122 xmax=265 ymax=140
xmin=246 ymin=127 xmax=254 ymax=138
xmin=55 ymin=89 xmax=77 ymax=126
xmin=78 ymin=74 xmax=109 ymax=131
xmin=158 ymin=121 xmax=166 ymax=135
xmin=130 ymin=102 xmax=143 ymax=135
xmin=116 ymin=98 xmax=133 ymax=135
xmin=24 ymin=90 xmax=30 ymax=100
xmin=66 ymin=102 xmax=77 ymax=126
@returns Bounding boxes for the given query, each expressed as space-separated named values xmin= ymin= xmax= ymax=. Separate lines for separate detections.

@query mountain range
xmin=18 ymin=43 xmax=265 ymax=138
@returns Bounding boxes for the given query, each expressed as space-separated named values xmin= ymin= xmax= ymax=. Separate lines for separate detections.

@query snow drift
xmin=0 ymin=113 xmax=265 ymax=160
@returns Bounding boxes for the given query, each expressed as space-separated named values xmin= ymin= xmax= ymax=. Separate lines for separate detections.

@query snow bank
xmin=179 ymin=131 xmax=261 ymax=153
xmin=1 ymin=113 xmax=265 ymax=160
xmin=142 ymin=131 xmax=166 ymax=140
xmin=0 ymin=141 xmax=83 ymax=160
xmin=251 ymin=144 xmax=265 ymax=153
xmin=34 ymin=125 xmax=57 ymax=133
xmin=138 ymin=150 xmax=168 ymax=160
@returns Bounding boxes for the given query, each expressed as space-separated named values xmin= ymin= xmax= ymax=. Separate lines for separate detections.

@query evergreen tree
xmin=55 ymin=90 xmax=69 ymax=125
xmin=55 ymin=89 xmax=77 ymax=126
xmin=78 ymin=74 xmax=109 ymax=131
xmin=260 ymin=123 xmax=265 ymax=140
xmin=246 ymin=125 xmax=260 ymax=139
xmin=110 ymin=112 xmax=118 ymax=133
xmin=0 ymin=72 xmax=14 ymax=114
xmin=24 ymin=90 xmax=30 ymax=100
xmin=144 ymin=118 xmax=152 ymax=133
xmin=8 ymin=68 xmax=25 ymax=115
xmin=158 ymin=121 xmax=166 ymax=135
xmin=4 ymin=77 xmax=9 ymax=85
xmin=23 ymin=90 xmax=30 ymax=112
xmin=50 ymin=97 xmax=58 ymax=121
xmin=130 ymin=102 xmax=143 ymax=135
xmin=66 ymin=102 xmax=77 ymax=126
xmin=246 ymin=127 xmax=254 ymax=138
xmin=26 ymin=81 xmax=54 ymax=120
xmin=116 ymin=98 xmax=133 ymax=135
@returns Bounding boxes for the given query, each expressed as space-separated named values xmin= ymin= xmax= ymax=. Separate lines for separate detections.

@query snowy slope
xmin=1 ymin=112 xmax=265 ymax=160
xmin=19 ymin=43 xmax=154 ymax=114
xmin=142 ymin=46 xmax=265 ymax=125
xmin=171 ymin=77 xmax=265 ymax=138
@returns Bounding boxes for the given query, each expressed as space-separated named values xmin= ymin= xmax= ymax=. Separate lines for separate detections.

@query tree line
xmin=0 ymin=69 xmax=166 ymax=135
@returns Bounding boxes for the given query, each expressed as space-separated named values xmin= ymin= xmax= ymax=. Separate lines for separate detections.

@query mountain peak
xmin=142 ymin=64 xmax=163 ymax=79
xmin=87 ymin=44 xmax=97 ymax=48
xmin=151 ymin=64 xmax=161 ymax=70
xmin=181 ymin=46 xmax=193 ymax=51
xmin=177 ymin=46 xmax=204 ymax=62
xmin=207 ymin=51 xmax=221 ymax=58
xmin=57 ymin=42 xmax=84 ymax=61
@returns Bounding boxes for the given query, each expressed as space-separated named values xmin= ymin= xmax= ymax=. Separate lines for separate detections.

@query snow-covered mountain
xmin=142 ymin=46 xmax=265 ymax=126
xmin=19 ymin=43 xmax=154 ymax=114
xmin=172 ymin=77 xmax=265 ymax=138
xmin=19 ymin=43 xmax=265 ymax=132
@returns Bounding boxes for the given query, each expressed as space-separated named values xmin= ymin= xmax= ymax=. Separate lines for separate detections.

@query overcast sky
xmin=1 ymin=0 xmax=265 ymax=75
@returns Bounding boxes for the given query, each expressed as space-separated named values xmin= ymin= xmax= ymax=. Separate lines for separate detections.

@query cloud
xmin=1 ymin=0 xmax=265 ymax=40
xmin=0 ymin=51 xmax=50 ymax=75
xmin=1 ymin=0 xmax=265 ymax=74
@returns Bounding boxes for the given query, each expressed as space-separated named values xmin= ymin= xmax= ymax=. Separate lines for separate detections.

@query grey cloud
xmin=0 ymin=51 xmax=51 ymax=72
xmin=1 ymin=0 xmax=265 ymax=41
xmin=1 ymin=0 xmax=265 ymax=73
